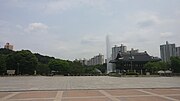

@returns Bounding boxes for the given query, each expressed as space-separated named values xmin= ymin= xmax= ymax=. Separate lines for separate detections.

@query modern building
xmin=112 ymin=44 xmax=127 ymax=60
xmin=87 ymin=54 xmax=104 ymax=66
xmin=74 ymin=58 xmax=88 ymax=66
xmin=176 ymin=47 xmax=180 ymax=57
xmin=160 ymin=41 xmax=176 ymax=62
xmin=127 ymin=48 xmax=139 ymax=54
xmin=4 ymin=43 xmax=13 ymax=50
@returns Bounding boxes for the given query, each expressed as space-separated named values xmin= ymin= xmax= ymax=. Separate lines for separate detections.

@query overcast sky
xmin=0 ymin=0 xmax=180 ymax=60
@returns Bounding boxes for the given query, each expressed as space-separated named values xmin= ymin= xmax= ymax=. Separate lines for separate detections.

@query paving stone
xmin=62 ymin=98 xmax=112 ymax=101
xmin=0 ymin=92 xmax=12 ymax=98
xmin=144 ymin=89 xmax=180 ymax=95
xmin=105 ymin=89 xmax=149 ymax=96
xmin=10 ymin=99 xmax=54 ymax=101
xmin=0 ymin=88 xmax=180 ymax=101
xmin=9 ymin=91 xmax=57 ymax=99
xmin=63 ymin=90 xmax=104 ymax=97
xmin=0 ymin=76 xmax=180 ymax=91
xmin=118 ymin=96 xmax=170 ymax=101
xmin=167 ymin=95 xmax=180 ymax=100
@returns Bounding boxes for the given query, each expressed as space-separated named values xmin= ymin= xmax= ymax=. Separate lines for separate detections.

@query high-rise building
xmin=127 ymin=48 xmax=139 ymax=54
xmin=176 ymin=47 xmax=180 ymax=57
xmin=112 ymin=44 xmax=127 ymax=60
xmin=4 ymin=43 xmax=13 ymax=50
xmin=160 ymin=41 xmax=176 ymax=62
xmin=74 ymin=58 xmax=88 ymax=66
xmin=87 ymin=54 xmax=104 ymax=66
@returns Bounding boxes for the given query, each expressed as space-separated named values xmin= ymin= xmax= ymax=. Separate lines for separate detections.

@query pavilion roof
xmin=110 ymin=52 xmax=161 ymax=63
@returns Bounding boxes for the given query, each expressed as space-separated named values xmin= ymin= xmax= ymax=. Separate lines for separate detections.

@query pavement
xmin=0 ymin=76 xmax=180 ymax=91
xmin=1 ymin=88 xmax=180 ymax=101
xmin=0 ymin=76 xmax=180 ymax=101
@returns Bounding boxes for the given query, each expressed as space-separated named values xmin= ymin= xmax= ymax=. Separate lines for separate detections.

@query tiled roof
xmin=110 ymin=52 xmax=161 ymax=63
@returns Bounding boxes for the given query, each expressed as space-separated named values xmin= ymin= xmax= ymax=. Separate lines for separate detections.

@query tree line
xmin=0 ymin=48 xmax=106 ymax=76
xmin=1 ymin=48 xmax=179 ymax=76
xmin=144 ymin=57 xmax=180 ymax=74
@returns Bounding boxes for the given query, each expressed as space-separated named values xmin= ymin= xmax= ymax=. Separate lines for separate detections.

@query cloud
xmin=43 ymin=0 xmax=107 ymax=14
xmin=160 ymin=32 xmax=174 ymax=38
xmin=25 ymin=23 xmax=48 ymax=32
xmin=44 ymin=0 xmax=75 ymax=13
xmin=16 ymin=25 xmax=23 ymax=29
xmin=81 ymin=35 xmax=104 ymax=45
xmin=132 ymin=12 xmax=160 ymax=28
xmin=137 ymin=20 xmax=156 ymax=28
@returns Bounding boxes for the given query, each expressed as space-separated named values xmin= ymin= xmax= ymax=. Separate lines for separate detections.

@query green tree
xmin=6 ymin=50 xmax=38 ymax=75
xmin=0 ymin=54 xmax=7 ymax=75
xmin=70 ymin=61 xmax=84 ymax=75
xmin=158 ymin=61 xmax=169 ymax=70
xmin=34 ymin=53 xmax=55 ymax=64
xmin=0 ymin=48 xmax=14 ymax=55
xmin=48 ymin=59 xmax=70 ymax=75
xmin=144 ymin=62 xmax=155 ymax=72
xmin=36 ymin=63 xmax=50 ymax=75
xmin=144 ymin=61 xmax=169 ymax=74
xmin=170 ymin=57 xmax=180 ymax=73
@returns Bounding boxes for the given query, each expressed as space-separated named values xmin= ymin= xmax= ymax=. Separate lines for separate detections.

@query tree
xmin=36 ymin=63 xmax=50 ymax=75
xmin=34 ymin=53 xmax=55 ymax=64
xmin=6 ymin=50 xmax=38 ymax=75
xmin=48 ymin=59 xmax=70 ymax=75
xmin=0 ymin=54 xmax=7 ymax=75
xmin=0 ymin=48 xmax=14 ymax=55
xmin=144 ymin=62 xmax=155 ymax=72
xmin=170 ymin=57 xmax=180 ymax=73
xmin=69 ymin=61 xmax=84 ymax=75
xmin=144 ymin=61 xmax=169 ymax=74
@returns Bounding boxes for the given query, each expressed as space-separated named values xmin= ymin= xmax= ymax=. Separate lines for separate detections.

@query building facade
xmin=112 ymin=44 xmax=127 ymax=60
xmin=4 ymin=43 xmax=13 ymax=50
xmin=127 ymin=48 xmax=139 ymax=54
xmin=87 ymin=54 xmax=104 ymax=66
xmin=160 ymin=41 xmax=176 ymax=62
xmin=176 ymin=47 xmax=180 ymax=57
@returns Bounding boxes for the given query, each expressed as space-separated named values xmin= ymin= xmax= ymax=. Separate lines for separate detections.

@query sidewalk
xmin=1 ymin=76 xmax=180 ymax=101
xmin=1 ymin=88 xmax=180 ymax=101
xmin=1 ymin=76 xmax=180 ymax=91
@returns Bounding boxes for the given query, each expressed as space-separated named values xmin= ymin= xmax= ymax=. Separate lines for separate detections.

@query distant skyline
xmin=0 ymin=0 xmax=180 ymax=60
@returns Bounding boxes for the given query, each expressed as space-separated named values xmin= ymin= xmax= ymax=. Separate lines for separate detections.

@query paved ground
xmin=1 ymin=76 xmax=180 ymax=101
xmin=0 ymin=76 xmax=180 ymax=91
xmin=1 ymin=88 xmax=180 ymax=101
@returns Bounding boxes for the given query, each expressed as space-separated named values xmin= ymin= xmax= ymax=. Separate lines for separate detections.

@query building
xmin=176 ymin=47 xmax=180 ymax=57
xmin=127 ymin=48 xmax=139 ymax=54
xmin=160 ymin=41 xmax=176 ymax=62
xmin=74 ymin=58 xmax=88 ymax=66
xmin=110 ymin=51 xmax=161 ymax=73
xmin=112 ymin=44 xmax=127 ymax=60
xmin=4 ymin=43 xmax=13 ymax=50
xmin=87 ymin=54 xmax=104 ymax=66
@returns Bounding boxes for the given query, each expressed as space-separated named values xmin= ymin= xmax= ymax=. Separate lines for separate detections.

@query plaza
xmin=0 ymin=76 xmax=180 ymax=101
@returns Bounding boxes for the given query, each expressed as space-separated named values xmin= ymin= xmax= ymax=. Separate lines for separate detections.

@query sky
xmin=0 ymin=0 xmax=180 ymax=60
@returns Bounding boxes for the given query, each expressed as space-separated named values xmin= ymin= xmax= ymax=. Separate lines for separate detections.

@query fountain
xmin=106 ymin=35 xmax=113 ymax=74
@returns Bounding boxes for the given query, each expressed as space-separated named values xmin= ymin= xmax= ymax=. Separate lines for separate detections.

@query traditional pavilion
xmin=110 ymin=51 xmax=161 ymax=74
